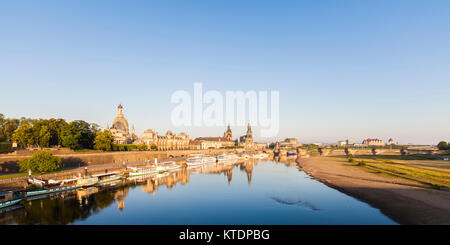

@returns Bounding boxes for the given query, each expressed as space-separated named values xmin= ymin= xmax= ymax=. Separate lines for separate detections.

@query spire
xmin=117 ymin=104 xmax=124 ymax=117
xmin=247 ymin=122 xmax=252 ymax=135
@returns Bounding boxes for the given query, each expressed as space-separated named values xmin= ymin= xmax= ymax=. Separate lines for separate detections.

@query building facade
xmin=279 ymin=138 xmax=302 ymax=149
xmin=141 ymin=129 xmax=190 ymax=150
xmin=362 ymin=138 xmax=385 ymax=146
xmin=193 ymin=125 xmax=236 ymax=149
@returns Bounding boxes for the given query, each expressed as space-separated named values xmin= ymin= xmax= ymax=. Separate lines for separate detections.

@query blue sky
xmin=1 ymin=0 xmax=449 ymax=144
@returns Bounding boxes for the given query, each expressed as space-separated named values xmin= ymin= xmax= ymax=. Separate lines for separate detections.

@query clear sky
xmin=1 ymin=0 xmax=449 ymax=145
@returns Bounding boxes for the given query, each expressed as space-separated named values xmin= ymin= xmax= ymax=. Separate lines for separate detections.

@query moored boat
xmin=26 ymin=185 xmax=78 ymax=197
xmin=186 ymin=155 xmax=217 ymax=166
xmin=157 ymin=161 xmax=182 ymax=171
xmin=253 ymin=153 xmax=269 ymax=159
xmin=217 ymin=154 xmax=238 ymax=164
xmin=76 ymin=176 xmax=99 ymax=188
xmin=94 ymin=172 xmax=124 ymax=184
xmin=0 ymin=191 xmax=24 ymax=209
xmin=286 ymin=151 xmax=297 ymax=157
xmin=128 ymin=166 xmax=159 ymax=177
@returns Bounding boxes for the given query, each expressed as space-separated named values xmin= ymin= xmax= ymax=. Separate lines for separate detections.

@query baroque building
xmin=192 ymin=125 xmax=236 ymax=149
xmin=108 ymin=104 xmax=136 ymax=144
xmin=107 ymin=104 xmax=190 ymax=149
xmin=141 ymin=129 xmax=189 ymax=150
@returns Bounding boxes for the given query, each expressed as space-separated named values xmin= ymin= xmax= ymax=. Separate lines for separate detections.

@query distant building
xmin=193 ymin=125 xmax=236 ymax=149
xmin=337 ymin=139 xmax=354 ymax=147
xmin=362 ymin=138 xmax=385 ymax=146
xmin=279 ymin=138 xmax=302 ymax=149
xmin=387 ymin=138 xmax=396 ymax=145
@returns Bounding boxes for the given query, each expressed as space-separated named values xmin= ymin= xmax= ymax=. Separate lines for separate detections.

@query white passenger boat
xmin=217 ymin=154 xmax=238 ymax=164
xmin=93 ymin=172 xmax=124 ymax=184
xmin=186 ymin=155 xmax=217 ymax=166
xmin=157 ymin=161 xmax=182 ymax=171
xmin=26 ymin=176 xmax=83 ymax=197
xmin=252 ymin=153 xmax=269 ymax=159
xmin=128 ymin=166 xmax=160 ymax=177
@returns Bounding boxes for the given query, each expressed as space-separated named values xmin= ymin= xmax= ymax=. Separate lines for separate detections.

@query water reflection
xmin=0 ymin=160 xmax=257 ymax=225
xmin=0 ymin=159 xmax=396 ymax=225
xmin=269 ymin=196 xmax=321 ymax=211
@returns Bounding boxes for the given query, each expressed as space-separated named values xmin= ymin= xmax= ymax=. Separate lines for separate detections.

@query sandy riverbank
xmin=296 ymin=156 xmax=450 ymax=225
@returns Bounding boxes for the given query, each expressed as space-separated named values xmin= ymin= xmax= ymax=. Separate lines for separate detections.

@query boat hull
xmin=98 ymin=174 xmax=124 ymax=184
xmin=0 ymin=197 xmax=23 ymax=209
xmin=26 ymin=185 xmax=79 ymax=197
xmin=129 ymin=170 xmax=158 ymax=177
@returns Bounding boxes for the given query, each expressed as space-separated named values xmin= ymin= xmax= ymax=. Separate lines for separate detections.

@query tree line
xmin=0 ymin=113 xmax=146 ymax=152
xmin=437 ymin=141 xmax=450 ymax=150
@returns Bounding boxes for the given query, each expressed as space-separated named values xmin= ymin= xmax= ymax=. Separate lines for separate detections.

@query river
xmin=0 ymin=159 xmax=396 ymax=225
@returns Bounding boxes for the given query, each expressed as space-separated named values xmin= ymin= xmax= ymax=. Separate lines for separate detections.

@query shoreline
xmin=0 ymin=157 xmax=187 ymax=191
xmin=296 ymin=156 xmax=450 ymax=225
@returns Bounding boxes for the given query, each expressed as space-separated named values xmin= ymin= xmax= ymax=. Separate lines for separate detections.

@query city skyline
xmin=1 ymin=1 xmax=450 ymax=144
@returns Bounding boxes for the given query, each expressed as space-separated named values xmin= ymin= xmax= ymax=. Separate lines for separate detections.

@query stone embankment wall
xmin=0 ymin=148 xmax=241 ymax=173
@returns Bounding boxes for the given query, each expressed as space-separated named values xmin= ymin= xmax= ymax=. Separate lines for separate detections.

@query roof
xmin=195 ymin=137 xmax=224 ymax=141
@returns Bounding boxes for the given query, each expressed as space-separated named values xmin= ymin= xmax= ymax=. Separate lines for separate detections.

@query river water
xmin=0 ymin=159 xmax=396 ymax=225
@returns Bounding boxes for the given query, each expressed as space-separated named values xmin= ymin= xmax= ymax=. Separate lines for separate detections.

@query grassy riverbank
xmin=0 ymin=169 xmax=75 ymax=180
xmin=348 ymin=155 xmax=450 ymax=189
xmin=297 ymin=155 xmax=450 ymax=224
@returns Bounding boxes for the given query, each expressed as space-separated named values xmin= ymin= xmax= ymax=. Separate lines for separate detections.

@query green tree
xmin=94 ymin=130 xmax=114 ymax=151
xmin=47 ymin=118 xmax=68 ymax=146
xmin=71 ymin=120 xmax=96 ymax=149
xmin=150 ymin=144 xmax=157 ymax=150
xmin=38 ymin=125 xmax=51 ymax=147
xmin=60 ymin=124 xmax=82 ymax=150
xmin=0 ymin=142 xmax=12 ymax=153
xmin=12 ymin=123 xmax=34 ymax=147
xmin=19 ymin=150 xmax=62 ymax=173
xmin=0 ymin=113 xmax=5 ymax=142
xmin=437 ymin=141 xmax=448 ymax=150
xmin=0 ymin=114 xmax=20 ymax=142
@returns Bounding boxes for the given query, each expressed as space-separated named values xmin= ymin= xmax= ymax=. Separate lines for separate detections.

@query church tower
xmin=223 ymin=124 xmax=233 ymax=141
xmin=246 ymin=123 xmax=253 ymax=142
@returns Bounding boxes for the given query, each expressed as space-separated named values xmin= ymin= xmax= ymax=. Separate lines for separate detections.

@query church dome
xmin=112 ymin=117 xmax=129 ymax=133
xmin=111 ymin=104 xmax=129 ymax=133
